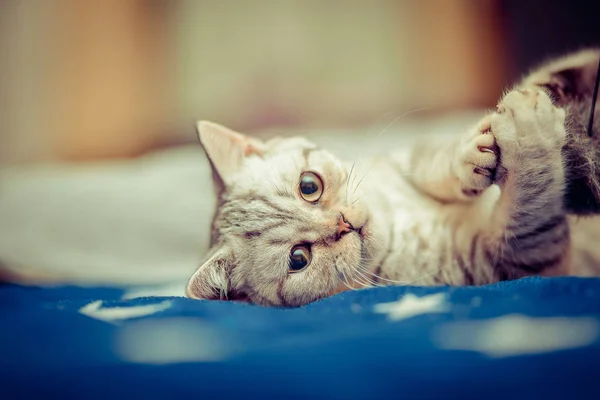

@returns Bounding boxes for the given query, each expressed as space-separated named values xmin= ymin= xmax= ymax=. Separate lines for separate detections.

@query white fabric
xmin=0 ymin=111 xmax=482 ymax=287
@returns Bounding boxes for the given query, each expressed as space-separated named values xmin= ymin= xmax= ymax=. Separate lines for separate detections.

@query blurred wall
xmin=1 ymin=0 xmax=172 ymax=163
xmin=173 ymin=0 xmax=505 ymax=134
xmin=1 ymin=0 xmax=507 ymax=164
xmin=500 ymin=0 xmax=600 ymax=83
xmin=1 ymin=0 xmax=50 ymax=164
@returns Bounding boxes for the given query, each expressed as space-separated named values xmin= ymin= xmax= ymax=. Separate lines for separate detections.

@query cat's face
xmin=186 ymin=122 xmax=383 ymax=307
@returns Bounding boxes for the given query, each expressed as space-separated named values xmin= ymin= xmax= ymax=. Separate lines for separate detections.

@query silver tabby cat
xmin=187 ymin=49 xmax=600 ymax=307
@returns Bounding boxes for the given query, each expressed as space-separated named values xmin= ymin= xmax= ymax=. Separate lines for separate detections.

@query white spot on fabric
xmin=115 ymin=318 xmax=233 ymax=364
xmin=470 ymin=296 xmax=482 ymax=307
xmin=350 ymin=304 xmax=362 ymax=313
xmin=373 ymin=293 xmax=448 ymax=322
xmin=433 ymin=314 xmax=599 ymax=357
xmin=79 ymin=300 xmax=172 ymax=324
xmin=122 ymin=283 xmax=186 ymax=300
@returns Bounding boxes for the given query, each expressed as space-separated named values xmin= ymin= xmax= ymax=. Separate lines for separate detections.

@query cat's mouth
xmin=356 ymin=225 xmax=364 ymax=238
xmin=356 ymin=217 xmax=370 ymax=239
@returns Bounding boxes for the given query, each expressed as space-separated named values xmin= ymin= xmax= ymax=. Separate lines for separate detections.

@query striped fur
xmin=185 ymin=89 xmax=582 ymax=307
xmin=186 ymin=50 xmax=600 ymax=307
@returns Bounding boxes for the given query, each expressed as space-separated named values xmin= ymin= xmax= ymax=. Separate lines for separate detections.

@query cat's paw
xmin=454 ymin=116 xmax=499 ymax=197
xmin=491 ymin=88 xmax=566 ymax=172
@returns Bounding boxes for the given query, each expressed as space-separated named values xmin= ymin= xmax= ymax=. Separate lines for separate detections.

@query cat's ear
xmin=196 ymin=121 xmax=265 ymax=186
xmin=523 ymin=49 xmax=600 ymax=105
xmin=186 ymin=245 xmax=232 ymax=300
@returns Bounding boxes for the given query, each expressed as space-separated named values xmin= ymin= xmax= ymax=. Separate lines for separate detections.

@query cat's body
xmin=186 ymin=48 xmax=600 ymax=307
xmin=519 ymin=48 xmax=600 ymax=214
xmin=187 ymin=88 xmax=571 ymax=307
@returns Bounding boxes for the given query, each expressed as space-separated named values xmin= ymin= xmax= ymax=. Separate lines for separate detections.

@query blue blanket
xmin=2 ymin=276 xmax=600 ymax=399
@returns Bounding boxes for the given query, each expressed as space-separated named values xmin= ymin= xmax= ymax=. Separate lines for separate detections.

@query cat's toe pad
xmin=492 ymin=88 xmax=566 ymax=169
xmin=456 ymin=122 xmax=499 ymax=197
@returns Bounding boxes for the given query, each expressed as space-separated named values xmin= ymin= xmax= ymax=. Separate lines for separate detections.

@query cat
xmin=518 ymin=48 xmax=600 ymax=215
xmin=186 ymin=48 xmax=600 ymax=307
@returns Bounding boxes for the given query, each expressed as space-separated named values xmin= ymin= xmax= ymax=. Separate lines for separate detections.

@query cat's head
xmin=186 ymin=121 xmax=382 ymax=307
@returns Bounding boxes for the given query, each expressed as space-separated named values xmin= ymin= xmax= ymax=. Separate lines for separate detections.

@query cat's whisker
xmin=359 ymin=268 xmax=385 ymax=287
xmin=352 ymin=278 xmax=373 ymax=289
xmin=347 ymin=269 xmax=372 ymax=288
xmin=353 ymin=268 xmax=381 ymax=287
xmin=350 ymin=265 xmax=382 ymax=288
xmin=344 ymin=111 xmax=397 ymax=201
xmin=355 ymin=262 xmax=443 ymax=287
xmin=345 ymin=161 xmax=356 ymax=203
xmin=349 ymin=107 xmax=431 ymax=195
xmin=356 ymin=265 xmax=394 ymax=286
xmin=351 ymin=162 xmax=378 ymax=196
xmin=266 ymin=174 xmax=293 ymax=198
xmin=340 ymin=270 xmax=356 ymax=291
xmin=340 ymin=270 xmax=351 ymax=288
xmin=373 ymin=107 xmax=431 ymax=143
xmin=346 ymin=108 xmax=431 ymax=199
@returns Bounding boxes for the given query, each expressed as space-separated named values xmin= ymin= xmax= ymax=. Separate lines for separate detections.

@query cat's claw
xmin=455 ymin=115 xmax=499 ymax=197
xmin=456 ymin=88 xmax=566 ymax=198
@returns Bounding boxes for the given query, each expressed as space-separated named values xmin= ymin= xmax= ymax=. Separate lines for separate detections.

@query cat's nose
xmin=336 ymin=214 xmax=353 ymax=239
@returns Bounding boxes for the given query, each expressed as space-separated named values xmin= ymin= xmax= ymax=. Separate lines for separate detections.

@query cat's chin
xmin=329 ymin=282 xmax=352 ymax=296
xmin=329 ymin=272 xmax=365 ymax=296
xmin=357 ymin=220 xmax=370 ymax=240
xmin=328 ymin=268 xmax=373 ymax=296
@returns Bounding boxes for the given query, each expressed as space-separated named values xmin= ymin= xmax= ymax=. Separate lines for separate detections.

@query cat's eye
xmin=289 ymin=244 xmax=311 ymax=272
xmin=299 ymin=172 xmax=323 ymax=203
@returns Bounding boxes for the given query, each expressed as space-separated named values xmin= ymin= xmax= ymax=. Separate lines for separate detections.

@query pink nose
xmin=337 ymin=214 xmax=353 ymax=238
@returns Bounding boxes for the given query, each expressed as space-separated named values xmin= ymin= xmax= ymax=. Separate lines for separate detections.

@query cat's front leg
xmin=404 ymin=115 xmax=499 ymax=203
xmin=453 ymin=116 xmax=499 ymax=198
xmin=483 ymin=88 xmax=570 ymax=278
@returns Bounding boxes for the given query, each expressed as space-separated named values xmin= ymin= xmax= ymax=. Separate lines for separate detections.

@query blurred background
xmin=0 ymin=0 xmax=599 ymax=286
xmin=1 ymin=0 xmax=598 ymax=164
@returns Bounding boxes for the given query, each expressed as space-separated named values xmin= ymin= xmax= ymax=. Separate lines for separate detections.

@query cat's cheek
xmin=329 ymin=282 xmax=353 ymax=296
xmin=358 ymin=219 xmax=372 ymax=239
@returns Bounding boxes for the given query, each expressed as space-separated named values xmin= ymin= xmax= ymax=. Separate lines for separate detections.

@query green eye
xmin=299 ymin=172 xmax=323 ymax=202
xmin=289 ymin=245 xmax=311 ymax=272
